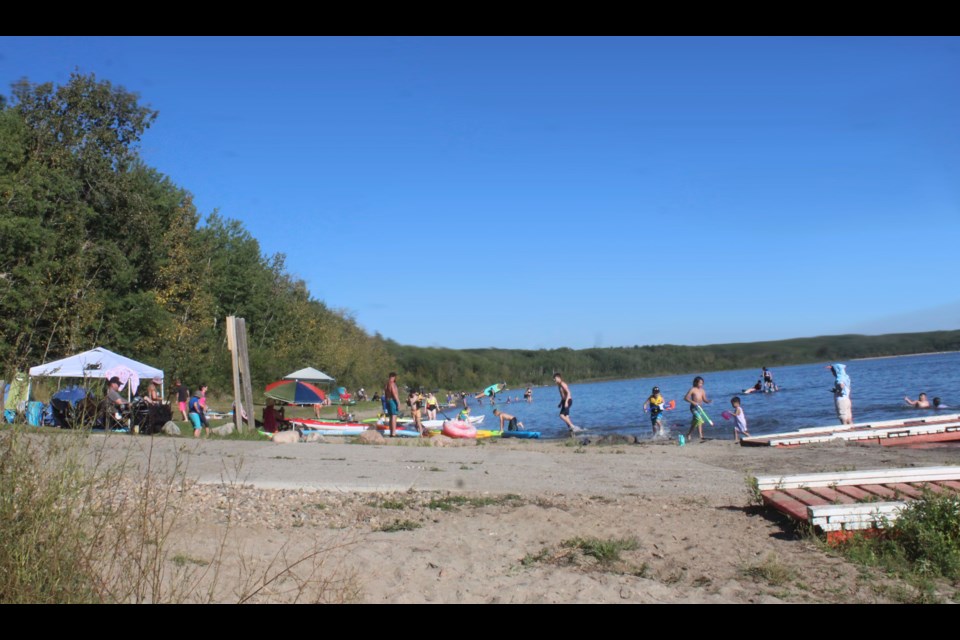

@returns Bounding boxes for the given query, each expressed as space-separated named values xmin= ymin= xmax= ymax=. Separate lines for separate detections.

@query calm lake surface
xmin=465 ymin=352 xmax=960 ymax=440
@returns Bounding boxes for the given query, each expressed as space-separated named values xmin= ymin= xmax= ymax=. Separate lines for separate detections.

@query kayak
xmin=288 ymin=418 xmax=371 ymax=432
xmin=501 ymin=430 xmax=540 ymax=439
xmin=298 ymin=427 xmax=421 ymax=438
xmin=362 ymin=417 xmax=414 ymax=425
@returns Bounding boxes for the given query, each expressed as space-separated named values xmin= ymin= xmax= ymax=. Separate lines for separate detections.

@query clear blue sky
xmin=2 ymin=36 xmax=958 ymax=349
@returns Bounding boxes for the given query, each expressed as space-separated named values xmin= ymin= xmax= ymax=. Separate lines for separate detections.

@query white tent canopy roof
xmin=283 ymin=367 xmax=335 ymax=383
xmin=29 ymin=347 xmax=164 ymax=380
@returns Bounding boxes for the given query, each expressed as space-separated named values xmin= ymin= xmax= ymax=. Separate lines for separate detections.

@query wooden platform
xmin=740 ymin=413 xmax=960 ymax=448
xmin=754 ymin=466 xmax=960 ymax=541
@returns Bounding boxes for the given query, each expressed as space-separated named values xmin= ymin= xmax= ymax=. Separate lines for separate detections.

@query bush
xmin=890 ymin=492 xmax=960 ymax=580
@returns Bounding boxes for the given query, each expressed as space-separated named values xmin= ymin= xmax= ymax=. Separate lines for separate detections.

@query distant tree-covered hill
xmin=386 ymin=330 xmax=960 ymax=390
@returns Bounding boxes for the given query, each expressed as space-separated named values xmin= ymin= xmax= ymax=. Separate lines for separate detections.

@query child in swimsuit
xmin=643 ymin=386 xmax=666 ymax=437
xmin=730 ymin=396 xmax=749 ymax=442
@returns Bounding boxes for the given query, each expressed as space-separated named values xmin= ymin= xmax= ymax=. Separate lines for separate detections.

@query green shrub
xmin=890 ymin=492 xmax=960 ymax=579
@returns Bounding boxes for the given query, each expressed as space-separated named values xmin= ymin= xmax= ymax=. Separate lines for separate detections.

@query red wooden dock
xmin=753 ymin=466 xmax=960 ymax=542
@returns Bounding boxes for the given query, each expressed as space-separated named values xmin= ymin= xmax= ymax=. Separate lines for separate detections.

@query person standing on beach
xmin=383 ymin=372 xmax=401 ymax=437
xmin=188 ymin=384 xmax=210 ymax=438
xmin=729 ymin=396 xmax=750 ymax=443
xmin=554 ymin=372 xmax=582 ymax=433
xmin=424 ymin=391 xmax=439 ymax=421
xmin=171 ymin=379 xmax=189 ymax=421
xmin=408 ymin=390 xmax=425 ymax=436
xmin=684 ymin=376 xmax=712 ymax=442
xmin=829 ymin=364 xmax=853 ymax=425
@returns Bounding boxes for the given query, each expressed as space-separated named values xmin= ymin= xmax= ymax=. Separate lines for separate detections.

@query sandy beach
xmin=88 ymin=430 xmax=960 ymax=603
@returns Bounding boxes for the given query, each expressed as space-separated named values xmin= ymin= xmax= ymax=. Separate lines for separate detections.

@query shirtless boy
xmin=904 ymin=393 xmax=931 ymax=409
xmin=554 ymin=372 xmax=582 ymax=433
xmin=492 ymin=408 xmax=524 ymax=433
xmin=684 ymin=376 xmax=712 ymax=442
xmin=383 ymin=372 xmax=400 ymax=437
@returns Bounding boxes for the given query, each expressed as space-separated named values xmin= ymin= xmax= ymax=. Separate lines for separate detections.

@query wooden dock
xmin=740 ymin=413 xmax=960 ymax=448
xmin=753 ymin=466 xmax=960 ymax=541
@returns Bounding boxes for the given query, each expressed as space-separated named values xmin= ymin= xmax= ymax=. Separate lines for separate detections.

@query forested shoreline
xmin=2 ymin=74 xmax=956 ymax=396
xmin=386 ymin=332 xmax=960 ymax=390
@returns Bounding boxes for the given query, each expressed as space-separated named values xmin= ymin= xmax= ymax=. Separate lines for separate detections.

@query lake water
xmin=464 ymin=352 xmax=960 ymax=440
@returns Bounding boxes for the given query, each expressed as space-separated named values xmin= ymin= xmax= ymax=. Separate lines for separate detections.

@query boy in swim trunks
xmin=684 ymin=376 xmax=711 ymax=442
xmin=492 ymin=408 xmax=524 ymax=433
xmin=643 ymin=386 xmax=666 ymax=437
xmin=554 ymin=372 xmax=582 ymax=433
xmin=383 ymin=372 xmax=400 ymax=437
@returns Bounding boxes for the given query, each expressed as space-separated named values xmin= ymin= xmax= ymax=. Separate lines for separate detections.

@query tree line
xmin=0 ymin=73 xmax=394 ymax=394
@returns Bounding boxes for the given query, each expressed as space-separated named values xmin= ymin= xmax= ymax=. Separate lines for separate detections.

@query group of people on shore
xmin=101 ymin=376 xmax=212 ymax=437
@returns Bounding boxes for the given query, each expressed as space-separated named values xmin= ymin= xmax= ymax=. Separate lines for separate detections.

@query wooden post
xmin=226 ymin=316 xmax=244 ymax=432
xmin=236 ymin=318 xmax=256 ymax=434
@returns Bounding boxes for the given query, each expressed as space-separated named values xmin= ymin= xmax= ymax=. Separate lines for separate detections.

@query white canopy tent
xmin=283 ymin=367 xmax=335 ymax=383
xmin=30 ymin=347 xmax=165 ymax=395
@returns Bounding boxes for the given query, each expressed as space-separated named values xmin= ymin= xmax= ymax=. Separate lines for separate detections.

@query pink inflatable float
xmin=441 ymin=419 xmax=477 ymax=439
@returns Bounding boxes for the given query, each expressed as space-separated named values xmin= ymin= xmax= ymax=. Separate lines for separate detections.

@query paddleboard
xmin=501 ymin=430 xmax=540 ymax=439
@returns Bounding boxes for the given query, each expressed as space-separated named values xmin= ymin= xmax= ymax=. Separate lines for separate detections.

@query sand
xmin=92 ymin=431 xmax=960 ymax=603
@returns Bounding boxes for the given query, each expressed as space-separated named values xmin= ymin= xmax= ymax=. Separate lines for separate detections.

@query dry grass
xmin=0 ymin=427 xmax=360 ymax=603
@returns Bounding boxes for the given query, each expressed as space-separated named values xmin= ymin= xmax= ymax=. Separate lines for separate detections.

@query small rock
xmin=211 ymin=424 xmax=235 ymax=437
xmin=161 ymin=421 xmax=181 ymax=436
xmin=357 ymin=430 xmax=386 ymax=445
xmin=430 ymin=435 xmax=454 ymax=447
xmin=303 ymin=432 xmax=326 ymax=443
xmin=272 ymin=430 xmax=300 ymax=444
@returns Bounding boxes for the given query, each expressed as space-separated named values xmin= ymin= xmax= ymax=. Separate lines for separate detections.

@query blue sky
xmin=2 ymin=36 xmax=958 ymax=349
